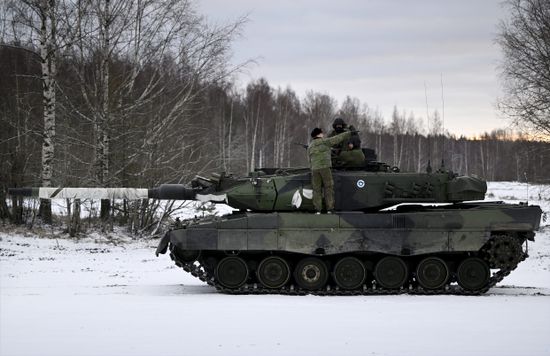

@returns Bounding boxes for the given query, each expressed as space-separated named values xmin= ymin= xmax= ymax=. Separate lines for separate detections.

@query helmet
xmin=332 ymin=117 xmax=346 ymax=129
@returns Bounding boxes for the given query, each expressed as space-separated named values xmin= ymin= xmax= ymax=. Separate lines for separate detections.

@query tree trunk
xmin=392 ymin=133 xmax=398 ymax=166
xmin=479 ymin=141 xmax=487 ymax=177
xmin=0 ymin=191 xmax=12 ymax=223
xmin=227 ymin=99 xmax=233 ymax=172
xmin=417 ymin=135 xmax=422 ymax=172
xmin=69 ymin=199 xmax=81 ymax=237
xmin=11 ymin=196 xmax=23 ymax=225
xmin=99 ymin=0 xmax=111 ymax=221
xmin=464 ymin=140 xmax=469 ymax=175
xmin=250 ymin=101 xmax=261 ymax=172
xmin=38 ymin=0 xmax=57 ymax=225
xmin=245 ymin=113 xmax=249 ymax=173
xmin=399 ymin=134 xmax=404 ymax=168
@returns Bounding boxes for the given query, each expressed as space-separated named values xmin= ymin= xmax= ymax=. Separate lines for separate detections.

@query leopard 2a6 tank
xmin=9 ymin=150 xmax=543 ymax=295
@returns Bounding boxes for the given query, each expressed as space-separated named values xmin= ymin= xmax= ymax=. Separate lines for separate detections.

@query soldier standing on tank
xmin=308 ymin=127 xmax=352 ymax=214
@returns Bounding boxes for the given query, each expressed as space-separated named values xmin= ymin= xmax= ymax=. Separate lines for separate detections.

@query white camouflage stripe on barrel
xmin=37 ymin=188 xmax=150 ymax=200
xmin=195 ymin=193 xmax=227 ymax=203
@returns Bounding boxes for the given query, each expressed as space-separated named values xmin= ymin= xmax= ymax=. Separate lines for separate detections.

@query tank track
xmin=168 ymin=242 xmax=527 ymax=296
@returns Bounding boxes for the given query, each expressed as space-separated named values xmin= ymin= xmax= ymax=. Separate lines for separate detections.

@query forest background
xmin=0 ymin=0 xmax=548 ymax=234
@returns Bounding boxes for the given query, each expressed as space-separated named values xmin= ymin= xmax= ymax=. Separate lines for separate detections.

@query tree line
xmin=1 ymin=0 xmax=548 ymax=234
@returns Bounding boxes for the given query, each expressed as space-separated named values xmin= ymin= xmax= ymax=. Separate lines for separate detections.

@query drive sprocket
xmin=484 ymin=235 xmax=524 ymax=269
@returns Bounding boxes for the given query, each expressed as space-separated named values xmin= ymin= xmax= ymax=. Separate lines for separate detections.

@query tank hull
xmin=156 ymin=202 xmax=542 ymax=295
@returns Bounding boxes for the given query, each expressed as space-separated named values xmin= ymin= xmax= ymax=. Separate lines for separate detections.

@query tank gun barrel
xmin=8 ymin=185 xmax=201 ymax=201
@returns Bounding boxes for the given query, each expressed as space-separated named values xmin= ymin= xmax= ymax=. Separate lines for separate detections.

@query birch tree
xmin=59 ymin=0 xmax=245 ymax=223
xmin=244 ymin=79 xmax=273 ymax=171
xmin=274 ymin=87 xmax=300 ymax=167
xmin=10 ymin=0 xmax=59 ymax=223
xmin=303 ymin=91 xmax=336 ymax=135
xmin=339 ymin=96 xmax=362 ymax=129
xmin=497 ymin=0 xmax=550 ymax=139
xmin=390 ymin=107 xmax=406 ymax=167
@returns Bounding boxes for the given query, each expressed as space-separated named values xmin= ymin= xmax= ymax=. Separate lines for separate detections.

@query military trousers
xmin=311 ymin=167 xmax=334 ymax=212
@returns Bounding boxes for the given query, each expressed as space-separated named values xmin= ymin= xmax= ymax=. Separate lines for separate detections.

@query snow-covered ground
xmin=1 ymin=181 xmax=549 ymax=356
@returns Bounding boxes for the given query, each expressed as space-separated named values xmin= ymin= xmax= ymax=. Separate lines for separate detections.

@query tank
xmin=8 ymin=150 xmax=543 ymax=295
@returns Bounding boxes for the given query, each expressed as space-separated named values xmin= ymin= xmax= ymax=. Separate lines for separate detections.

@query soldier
xmin=308 ymin=127 xmax=352 ymax=214
xmin=328 ymin=117 xmax=361 ymax=166
xmin=335 ymin=135 xmax=365 ymax=168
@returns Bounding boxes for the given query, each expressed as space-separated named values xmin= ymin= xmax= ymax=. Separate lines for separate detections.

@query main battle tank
xmin=9 ymin=149 xmax=543 ymax=295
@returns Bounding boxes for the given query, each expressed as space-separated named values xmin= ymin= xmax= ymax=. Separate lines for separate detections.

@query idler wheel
xmin=457 ymin=257 xmax=490 ymax=291
xmin=294 ymin=257 xmax=329 ymax=290
xmin=216 ymin=256 xmax=249 ymax=289
xmin=257 ymin=256 xmax=291 ymax=289
xmin=416 ymin=257 xmax=449 ymax=290
xmin=172 ymin=246 xmax=201 ymax=263
xmin=374 ymin=256 xmax=408 ymax=289
xmin=333 ymin=257 xmax=366 ymax=290
xmin=485 ymin=235 xmax=523 ymax=269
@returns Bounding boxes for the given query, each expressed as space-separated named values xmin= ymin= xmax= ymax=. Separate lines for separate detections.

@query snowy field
xmin=1 ymin=181 xmax=549 ymax=356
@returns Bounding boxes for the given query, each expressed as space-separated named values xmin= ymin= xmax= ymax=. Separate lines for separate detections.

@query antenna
xmin=440 ymin=73 xmax=445 ymax=169
xmin=424 ymin=82 xmax=432 ymax=173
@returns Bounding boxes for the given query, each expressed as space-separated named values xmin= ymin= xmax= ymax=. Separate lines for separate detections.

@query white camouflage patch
xmin=195 ymin=193 xmax=228 ymax=203
xmin=292 ymin=190 xmax=302 ymax=208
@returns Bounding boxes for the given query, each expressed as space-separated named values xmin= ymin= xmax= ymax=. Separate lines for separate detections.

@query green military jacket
xmin=328 ymin=128 xmax=352 ymax=154
xmin=336 ymin=148 xmax=366 ymax=168
xmin=308 ymin=131 xmax=351 ymax=170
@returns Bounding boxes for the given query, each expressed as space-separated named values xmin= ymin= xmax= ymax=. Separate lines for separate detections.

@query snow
xmin=1 ymin=181 xmax=549 ymax=356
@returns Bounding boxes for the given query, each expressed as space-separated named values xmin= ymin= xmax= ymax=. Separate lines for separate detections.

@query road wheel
xmin=257 ymin=256 xmax=291 ymax=288
xmin=457 ymin=257 xmax=490 ymax=291
xmin=374 ymin=256 xmax=408 ymax=289
xmin=294 ymin=257 xmax=329 ymax=290
xmin=416 ymin=257 xmax=449 ymax=290
xmin=333 ymin=257 xmax=366 ymax=290
xmin=216 ymin=256 xmax=249 ymax=289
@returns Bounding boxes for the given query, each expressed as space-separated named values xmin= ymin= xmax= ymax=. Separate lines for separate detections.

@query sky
xmin=197 ymin=0 xmax=510 ymax=137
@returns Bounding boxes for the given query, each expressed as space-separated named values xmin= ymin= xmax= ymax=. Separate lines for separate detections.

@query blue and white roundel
xmin=356 ymin=179 xmax=365 ymax=188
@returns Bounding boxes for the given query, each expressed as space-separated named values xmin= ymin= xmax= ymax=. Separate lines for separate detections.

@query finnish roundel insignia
xmin=356 ymin=179 xmax=365 ymax=188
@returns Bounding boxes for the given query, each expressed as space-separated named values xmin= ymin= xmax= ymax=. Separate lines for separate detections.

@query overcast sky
xmin=198 ymin=0 xmax=509 ymax=137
